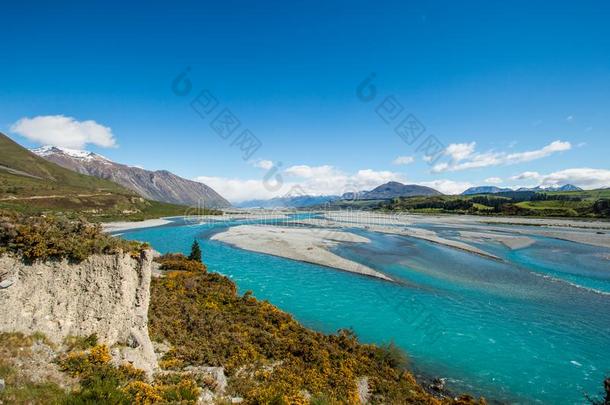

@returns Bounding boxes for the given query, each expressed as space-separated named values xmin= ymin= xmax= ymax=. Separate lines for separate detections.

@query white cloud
xmin=10 ymin=115 xmax=117 ymax=149
xmin=415 ymin=179 xmax=473 ymax=195
xmin=194 ymin=176 xmax=289 ymax=203
xmin=509 ymin=168 xmax=610 ymax=189
xmin=484 ymin=177 xmax=502 ymax=184
xmin=285 ymin=165 xmax=405 ymax=197
xmin=536 ymin=168 xmax=610 ymax=189
xmin=284 ymin=164 xmax=338 ymax=179
xmin=196 ymin=165 xmax=407 ymax=203
xmin=432 ymin=140 xmax=571 ymax=173
xmin=444 ymin=142 xmax=476 ymax=161
xmin=510 ymin=171 xmax=541 ymax=181
xmin=252 ymin=159 xmax=274 ymax=170
xmin=392 ymin=156 xmax=415 ymax=165
xmin=566 ymin=115 xmax=574 ymax=122
xmin=352 ymin=169 xmax=401 ymax=187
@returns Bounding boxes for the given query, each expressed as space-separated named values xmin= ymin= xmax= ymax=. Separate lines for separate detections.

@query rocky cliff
xmin=32 ymin=146 xmax=231 ymax=208
xmin=0 ymin=250 xmax=157 ymax=375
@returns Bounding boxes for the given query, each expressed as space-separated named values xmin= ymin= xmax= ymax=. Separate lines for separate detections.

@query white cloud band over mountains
xmin=195 ymin=164 xmax=476 ymax=203
xmin=10 ymin=115 xmax=117 ymax=149
xmin=511 ymin=168 xmax=610 ymax=190
xmin=196 ymin=165 xmax=407 ymax=203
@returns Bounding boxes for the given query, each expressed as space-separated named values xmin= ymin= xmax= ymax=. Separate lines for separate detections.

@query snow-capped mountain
xmin=31 ymin=146 xmax=112 ymax=162
xmin=31 ymin=146 xmax=230 ymax=208
xmin=516 ymin=184 xmax=583 ymax=192
xmin=461 ymin=186 xmax=513 ymax=195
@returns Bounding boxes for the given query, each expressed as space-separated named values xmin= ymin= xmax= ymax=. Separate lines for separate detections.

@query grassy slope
xmin=378 ymin=190 xmax=610 ymax=219
xmin=544 ymin=188 xmax=610 ymax=200
xmin=0 ymin=133 xmax=130 ymax=195
xmin=0 ymin=133 xmax=210 ymax=221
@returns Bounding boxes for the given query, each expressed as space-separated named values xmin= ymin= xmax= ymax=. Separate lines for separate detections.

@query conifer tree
xmin=189 ymin=239 xmax=202 ymax=263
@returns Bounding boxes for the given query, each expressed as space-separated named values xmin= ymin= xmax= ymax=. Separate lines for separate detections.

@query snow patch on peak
xmin=31 ymin=145 xmax=112 ymax=162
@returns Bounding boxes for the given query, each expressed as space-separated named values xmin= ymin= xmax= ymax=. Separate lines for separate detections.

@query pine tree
xmin=189 ymin=239 xmax=202 ymax=263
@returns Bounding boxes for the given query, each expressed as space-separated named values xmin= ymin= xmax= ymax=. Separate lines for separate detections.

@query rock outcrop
xmin=0 ymin=250 xmax=157 ymax=376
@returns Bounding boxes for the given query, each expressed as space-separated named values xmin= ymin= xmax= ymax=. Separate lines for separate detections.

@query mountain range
xmin=32 ymin=146 xmax=230 ymax=208
xmin=0 ymin=132 xmax=198 ymax=220
xmin=236 ymin=195 xmax=340 ymax=209
xmin=462 ymin=184 xmax=583 ymax=195
xmin=238 ymin=181 xmax=443 ymax=208
xmin=515 ymin=184 xmax=583 ymax=192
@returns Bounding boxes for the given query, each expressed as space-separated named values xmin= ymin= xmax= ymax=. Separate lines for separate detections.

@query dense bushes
xmin=58 ymin=344 xmax=200 ymax=404
xmin=0 ymin=210 xmax=147 ymax=262
xmin=149 ymin=270 xmax=486 ymax=404
xmin=383 ymin=193 xmax=610 ymax=218
xmin=592 ymin=199 xmax=610 ymax=217
xmin=0 ymin=332 xmax=202 ymax=405
xmin=154 ymin=253 xmax=207 ymax=272
xmin=530 ymin=193 xmax=583 ymax=202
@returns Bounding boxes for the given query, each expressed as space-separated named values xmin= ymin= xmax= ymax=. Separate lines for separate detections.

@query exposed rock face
xmin=0 ymin=250 xmax=157 ymax=376
xmin=32 ymin=146 xmax=231 ymax=208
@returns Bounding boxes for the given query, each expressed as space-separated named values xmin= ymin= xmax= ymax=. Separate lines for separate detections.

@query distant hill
xmin=464 ymin=184 xmax=583 ymax=195
xmin=381 ymin=186 xmax=610 ymax=218
xmin=235 ymin=181 xmax=442 ymax=209
xmin=33 ymin=146 xmax=230 ymax=208
xmin=461 ymin=186 xmax=513 ymax=195
xmin=516 ymin=184 xmax=583 ymax=192
xmin=237 ymin=195 xmax=340 ymax=208
xmin=0 ymin=133 xmax=203 ymax=220
xmin=352 ymin=181 xmax=442 ymax=200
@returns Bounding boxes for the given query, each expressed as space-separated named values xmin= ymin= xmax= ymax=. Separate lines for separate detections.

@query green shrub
xmin=154 ymin=253 xmax=206 ymax=273
xmin=64 ymin=334 xmax=98 ymax=351
xmin=65 ymin=370 xmax=132 ymax=405
xmin=59 ymin=344 xmax=199 ymax=404
xmin=375 ymin=341 xmax=408 ymax=369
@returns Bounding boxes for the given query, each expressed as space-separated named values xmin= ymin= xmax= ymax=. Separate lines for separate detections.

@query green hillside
xmin=0 ymin=132 xmax=133 ymax=196
xmin=0 ymin=133 xmax=206 ymax=221
xmin=380 ymin=189 xmax=610 ymax=218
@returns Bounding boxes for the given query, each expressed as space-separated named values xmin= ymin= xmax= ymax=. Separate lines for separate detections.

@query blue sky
xmin=1 ymin=1 xmax=609 ymax=201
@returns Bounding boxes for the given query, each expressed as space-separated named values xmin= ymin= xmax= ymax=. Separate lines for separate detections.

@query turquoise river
xmin=118 ymin=215 xmax=610 ymax=404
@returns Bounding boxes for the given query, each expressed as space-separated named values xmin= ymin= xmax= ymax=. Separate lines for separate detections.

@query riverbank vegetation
xmin=0 ymin=332 xmax=201 ymax=404
xmin=148 ymin=255 xmax=486 ymax=404
xmin=380 ymin=189 xmax=610 ymax=218
xmin=0 ymin=210 xmax=147 ymax=262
